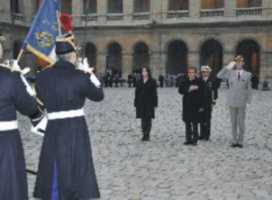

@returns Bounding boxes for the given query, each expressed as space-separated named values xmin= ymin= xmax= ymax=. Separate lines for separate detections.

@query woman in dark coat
xmin=0 ymin=66 xmax=40 ymax=200
xmin=179 ymin=66 xmax=204 ymax=145
xmin=134 ymin=67 xmax=158 ymax=141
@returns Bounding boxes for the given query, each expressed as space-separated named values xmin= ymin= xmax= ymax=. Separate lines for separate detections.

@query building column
xmin=189 ymin=0 xmax=201 ymax=18
xmin=225 ymin=0 xmax=236 ymax=17
xmin=123 ymin=0 xmax=133 ymax=22
xmin=0 ymin=0 xmax=11 ymax=22
xmin=188 ymin=51 xmax=200 ymax=69
xmin=72 ymin=0 xmax=83 ymax=26
xmin=97 ymin=0 xmax=107 ymax=24
xmin=151 ymin=0 xmax=165 ymax=22
xmin=262 ymin=0 xmax=272 ymax=17
xmin=97 ymin=51 xmax=107 ymax=74
xmin=122 ymin=52 xmax=133 ymax=78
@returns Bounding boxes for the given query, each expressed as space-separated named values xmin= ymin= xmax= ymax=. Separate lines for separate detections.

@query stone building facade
xmin=1 ymin=0 xmax=272 ymax=81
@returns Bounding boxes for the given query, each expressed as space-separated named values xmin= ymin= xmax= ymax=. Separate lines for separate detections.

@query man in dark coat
xmin=33 ymin=35 xmax=104 ymax=200
xmin=134 ymin=67 xmax=158 ymax=141
xmin=199 ymin=66 xmax=219 ymax=141
xmin=179 ymin=66 xmax=204 ymax=146
xmin=0 ymin=61 xmax=41 ymax=200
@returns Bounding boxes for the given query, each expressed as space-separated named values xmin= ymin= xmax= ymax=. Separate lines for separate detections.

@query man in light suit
xmin=217 ymin=55 xmax=252 ymax=148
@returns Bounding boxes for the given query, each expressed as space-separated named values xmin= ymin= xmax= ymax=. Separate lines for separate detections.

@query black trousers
xmin=185 ymin=122 xmax=198 ymax=143
xmin=141 ymin=117 xmax=152 ymax=135
xmin=200 ymin=119 xmax=211 ymax=140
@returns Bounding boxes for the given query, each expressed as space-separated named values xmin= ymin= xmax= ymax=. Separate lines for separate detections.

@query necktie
xmin=238 ymin=72 xmax=241 ymax=80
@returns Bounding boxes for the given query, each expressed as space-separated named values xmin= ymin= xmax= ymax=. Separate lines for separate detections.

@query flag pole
xmin=16 ymin=48 xmax=25 ymax=62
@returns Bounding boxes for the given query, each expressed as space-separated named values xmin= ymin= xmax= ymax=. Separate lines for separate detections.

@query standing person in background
xmin=179 ymin=66 xmax=204 ymax=146
xmin=217 ymin=55 xmax=252 ymax=148
xmin=134 ymin=67 xmax=158 ymax=141
xmin=159 ymin=74 xmax=164 ymax=88
xmin=199 ymin=65 xmax=218 ymax=141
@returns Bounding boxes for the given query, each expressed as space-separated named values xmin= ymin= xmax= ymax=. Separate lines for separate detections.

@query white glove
xmin=226 ymin=61 xmax=236 ymax=70
xmin=31 ymin=116 xmax=48 ymax=137
xmin=11 ymin=60 xmax=21 ymax=72
xmin=77 ymin=57 xmax=89 ymax=72
xmin=90 ymin=74 xmax=101 ymax=88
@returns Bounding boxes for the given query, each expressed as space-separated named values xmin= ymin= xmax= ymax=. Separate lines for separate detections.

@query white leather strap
xmin=47 ymin=109 xmax=85 ymax=120
xmin=0 ymin=121 xmax=18 ymax=132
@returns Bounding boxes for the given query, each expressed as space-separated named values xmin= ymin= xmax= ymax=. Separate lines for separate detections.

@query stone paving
xmin=18 ymin=88 xmax=272 ymax=200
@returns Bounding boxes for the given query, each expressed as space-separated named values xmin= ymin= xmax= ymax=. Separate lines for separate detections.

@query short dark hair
xmin=187 ymin=66 xmax=198 ymax=73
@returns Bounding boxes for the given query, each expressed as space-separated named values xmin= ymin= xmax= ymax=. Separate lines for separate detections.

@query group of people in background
xmin=134 ymin=55 xmax=252 ymax=149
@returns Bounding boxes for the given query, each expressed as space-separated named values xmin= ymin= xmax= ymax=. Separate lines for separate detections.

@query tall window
xmin=134 ymin=0 xmax=150 ymax=13
xmin=237 ymin=0 xmax=262 ymax=8
xmin=168 ymin=0 xmax=189 ymax=11
xmin=10 ymin=0 xmax=23 ymax=14
xmin=108 ymin=0 xmax=123 ymax=13
xmin=201 ymin=0 xmax=224 ymax=9
xmin=83 ymin=0 xmax=97 ymax=14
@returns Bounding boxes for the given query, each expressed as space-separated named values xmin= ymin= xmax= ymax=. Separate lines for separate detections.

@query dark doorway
xmin=133 ymin=42 xmax=150 ymax=72
xmin=106 ymin=42 xmax=122 ymax=75
xmin=200 ymin=39 xmax=223 ymax=76
xmin=236 ymin=39 xmax=260 ymax=77
xmin=166 ymin=40 xmax=188 ymax=75
xmin=85 ymin=42 xmax=97 ymax=67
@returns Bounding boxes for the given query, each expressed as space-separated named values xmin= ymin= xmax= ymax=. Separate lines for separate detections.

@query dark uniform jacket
xmin=200 ymin=77 xmax=219 ymax=121
xmin=33 ymin=60 xmax=104 ymax=200
xmin=178 ymin=77 xmax=204 ymax=123
xmin=134 ymin=78 xmax=158 ymax=119
xmin=0 ymin=67 xmax=39 ymax=200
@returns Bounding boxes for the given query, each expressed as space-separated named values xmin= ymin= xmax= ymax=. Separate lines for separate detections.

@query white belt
xmin=0 ymin=121 xmax=18 ymax=132
xmin=47 ymin=109 xmax=85 ymax=120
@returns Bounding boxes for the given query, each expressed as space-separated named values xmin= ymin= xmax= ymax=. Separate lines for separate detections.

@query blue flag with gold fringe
xmin=23 ymin=0 xmax=60 ymax=65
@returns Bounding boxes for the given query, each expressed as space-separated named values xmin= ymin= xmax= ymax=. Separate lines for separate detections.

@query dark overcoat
xmin=0 ymin=67 xmax=38 ymax=200
xmin=134 ymin=78 xmax=158 ymax=119
xmin=178 ymin=77 xmax=204 ymax=123
xmin=33 ymin=60 xmax=104 ymax=200
xmin=199 ymin=77 xmax=219 ymax=121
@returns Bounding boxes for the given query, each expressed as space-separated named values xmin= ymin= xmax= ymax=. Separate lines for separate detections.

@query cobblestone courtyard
xmin=19 ymin=88 xmax=272 ymax=200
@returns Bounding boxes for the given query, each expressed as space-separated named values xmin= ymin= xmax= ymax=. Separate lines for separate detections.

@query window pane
xmin=134 ymin=0 xmax=150 ymax=13
xmin=108 ymin=0 xmax=123 ymax=13
xmin=169 ymin=0 xmax=189 ymax=11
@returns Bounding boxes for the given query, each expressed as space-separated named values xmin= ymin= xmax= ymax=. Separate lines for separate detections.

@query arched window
xmin=83 ymin=0 xmax=97 ymax=14
xmin=168 ymin=0 xmax=189 ymax=11
xmin=134 ymin=0 xmax=150 ymax=13
xmin=108 ymin=0 xmax=123 ymax=13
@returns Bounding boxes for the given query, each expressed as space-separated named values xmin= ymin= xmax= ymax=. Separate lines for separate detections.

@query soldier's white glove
xmin=226 ymin=61 xmax=236 ymax=70
xmin=11 ymin=59 xmax=31 ymax=75
xmin=77 ymin=57 xmax=89 ymax=72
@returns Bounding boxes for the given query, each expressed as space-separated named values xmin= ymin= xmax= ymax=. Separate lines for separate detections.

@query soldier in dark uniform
xmin=0 ymin=61 xmax=41 ymax=200
xmin=179 ymin=66 xmax=204 ymax=146
xmin=158 ymin=74 xmax=164 ymax=88
xmin=33 ymin=35 xmax=104 ymax=200
xmin=199 ymin=66 xmax=218 ymax=141
xmin=134 ymin=67 xmax=158 ymax=141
